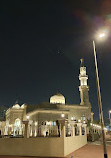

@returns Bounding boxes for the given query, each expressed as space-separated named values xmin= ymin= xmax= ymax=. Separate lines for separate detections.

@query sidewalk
xmin=68 ymin=144 xmax=111 ymax=158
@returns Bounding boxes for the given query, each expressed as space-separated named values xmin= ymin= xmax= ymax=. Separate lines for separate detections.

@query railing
xmin=0 ymin=122 xmax=87 ymax=138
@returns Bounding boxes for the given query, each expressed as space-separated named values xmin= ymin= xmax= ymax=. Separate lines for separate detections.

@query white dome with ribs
xmin=50 ymin=93 xmax=65 ymax=104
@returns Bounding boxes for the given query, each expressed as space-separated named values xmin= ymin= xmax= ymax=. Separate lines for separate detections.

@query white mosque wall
xmin=0 ymin=137 xmax=64 ymax=157
xmin=0 ymin=135 xmax=87 ymax=157
xmin=0 ymin=123 xmax=87 ymax=157
xmin=64 ymin=135 xmax=87 ymax=156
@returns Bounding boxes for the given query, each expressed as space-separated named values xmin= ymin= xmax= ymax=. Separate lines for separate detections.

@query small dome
xmin=21 ymin=103 xmax=27 ymax=109
xmin=12 ymin=104 xmax=20 ymax=109
xmin=50 ymin=93 xmax=65 ymax=104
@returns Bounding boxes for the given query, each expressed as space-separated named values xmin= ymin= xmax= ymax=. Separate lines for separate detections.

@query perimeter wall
xmin=0 ymin=124 xmax=87 ymax=157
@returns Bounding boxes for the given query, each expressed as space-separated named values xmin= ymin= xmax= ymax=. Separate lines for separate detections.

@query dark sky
xmin=0 ymin=0 xmax=111 ymax=120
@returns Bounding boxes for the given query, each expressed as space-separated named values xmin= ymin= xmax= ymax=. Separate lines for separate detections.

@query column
xmin=22 ymin=121 xmax=29 ymax=138
xmin=19 ymin=125 xmax=22 ymax=135
xmin=83 ymin=124 xmax=87 ymax=135
xmin=4 ymin=126 xmax=8 ymax=135
xmin=61 ymin=124 xmax=65 ymax=138
xmin=77 ymin=123 xmax=82 ymax=136
xmin=30 ymin=125 xmax=32 ymax=137
xmin=11 ymin=125 xmax=14 ymax=135
xmin=58 ymin=120 xmax=65 ymax=138
xmin=13 ymin=126 xmax=16 ymax=136
xmin=72 ymin=125 xmax=75 ymax=137
xmin=34 ymin=125 xmax=37 ymax=137
xmin=8 ymin=126 xmax=10 ymax=135
xmin=59 ymin=123 xmax=61 ymax=136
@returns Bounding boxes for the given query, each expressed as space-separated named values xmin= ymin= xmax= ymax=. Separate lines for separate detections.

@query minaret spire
xmin=80 ymin=58 xmax=84 ymax=67
xmin=79 ymin=59 xmax=90 ymax=106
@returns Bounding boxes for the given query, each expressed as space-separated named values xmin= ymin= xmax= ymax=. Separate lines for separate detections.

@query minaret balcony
xmin=79 ymin=74 xmax=88 ymax=77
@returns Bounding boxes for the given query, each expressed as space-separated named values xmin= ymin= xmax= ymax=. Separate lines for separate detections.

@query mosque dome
xmin=50 ymin=93 xmax=65 ymax=104
xmin=12 ymin=103 xmax=20 ymax=109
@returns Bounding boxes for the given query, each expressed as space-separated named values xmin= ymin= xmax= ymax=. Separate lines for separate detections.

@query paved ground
xmin=69 ymin=144 xmax=111 ymax=158
xmin=88 ymin=140 xmax=111 ymax=146
xmin=69 ymin=137 xmax=111 ymax=158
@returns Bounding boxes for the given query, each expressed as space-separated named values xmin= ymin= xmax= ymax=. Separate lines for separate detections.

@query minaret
xmin=79 ymin=59 xmax=90 ymax=106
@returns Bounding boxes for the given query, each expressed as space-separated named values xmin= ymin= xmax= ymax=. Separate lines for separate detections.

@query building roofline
xmin=27 ymin=109 xmax=69 ymax=116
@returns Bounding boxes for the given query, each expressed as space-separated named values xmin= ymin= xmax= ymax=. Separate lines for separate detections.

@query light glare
xmin=99 ymin=33 xmax=105 ymax=38
xmin=61 ymin=113 xmax=65 ymax=118
xmin=94 ymin=27 xmax=109 ymax=42
xmin=26 ymin=115 xmax=29 ymax=120
xmin=78 ymin=119 xmax=81 ymax=123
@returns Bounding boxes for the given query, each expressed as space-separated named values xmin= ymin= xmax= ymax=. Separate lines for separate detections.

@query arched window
xmin=13 ymin=118 xmax=21 ymax=136
xmin=14 ymin=118 xmax=21 ymax=127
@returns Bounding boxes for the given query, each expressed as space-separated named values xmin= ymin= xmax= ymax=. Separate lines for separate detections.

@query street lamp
xmin=93 ymin=34 xmax=108 ymax=158
xmin=98 ymin=33 xmax=105 ymax=38
xmin=61 ymin=113 xmax=65 ymax=118
xmin=109 ymin=110 xmax=111 ymax=126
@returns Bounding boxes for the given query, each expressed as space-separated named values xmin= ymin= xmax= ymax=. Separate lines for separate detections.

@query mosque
xmin=0 ymin=59 xmax=105 ymax=158
xmin=0 ymin=59 xmax=94 ymax=137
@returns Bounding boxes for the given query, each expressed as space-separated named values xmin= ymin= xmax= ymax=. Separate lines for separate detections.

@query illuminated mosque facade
xmin=0 ymin=59 xmax=94 ymax=137
xmin=0 ymin=59 xmax=106 ymax=158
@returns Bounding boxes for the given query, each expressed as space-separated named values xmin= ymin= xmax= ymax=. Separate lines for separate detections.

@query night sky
xmin=0 ymin=0 xmax=111 ymax=120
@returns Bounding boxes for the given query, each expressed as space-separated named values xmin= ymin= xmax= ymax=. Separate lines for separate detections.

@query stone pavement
xmin=67 ymin=144 xmax=111 ymax=158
